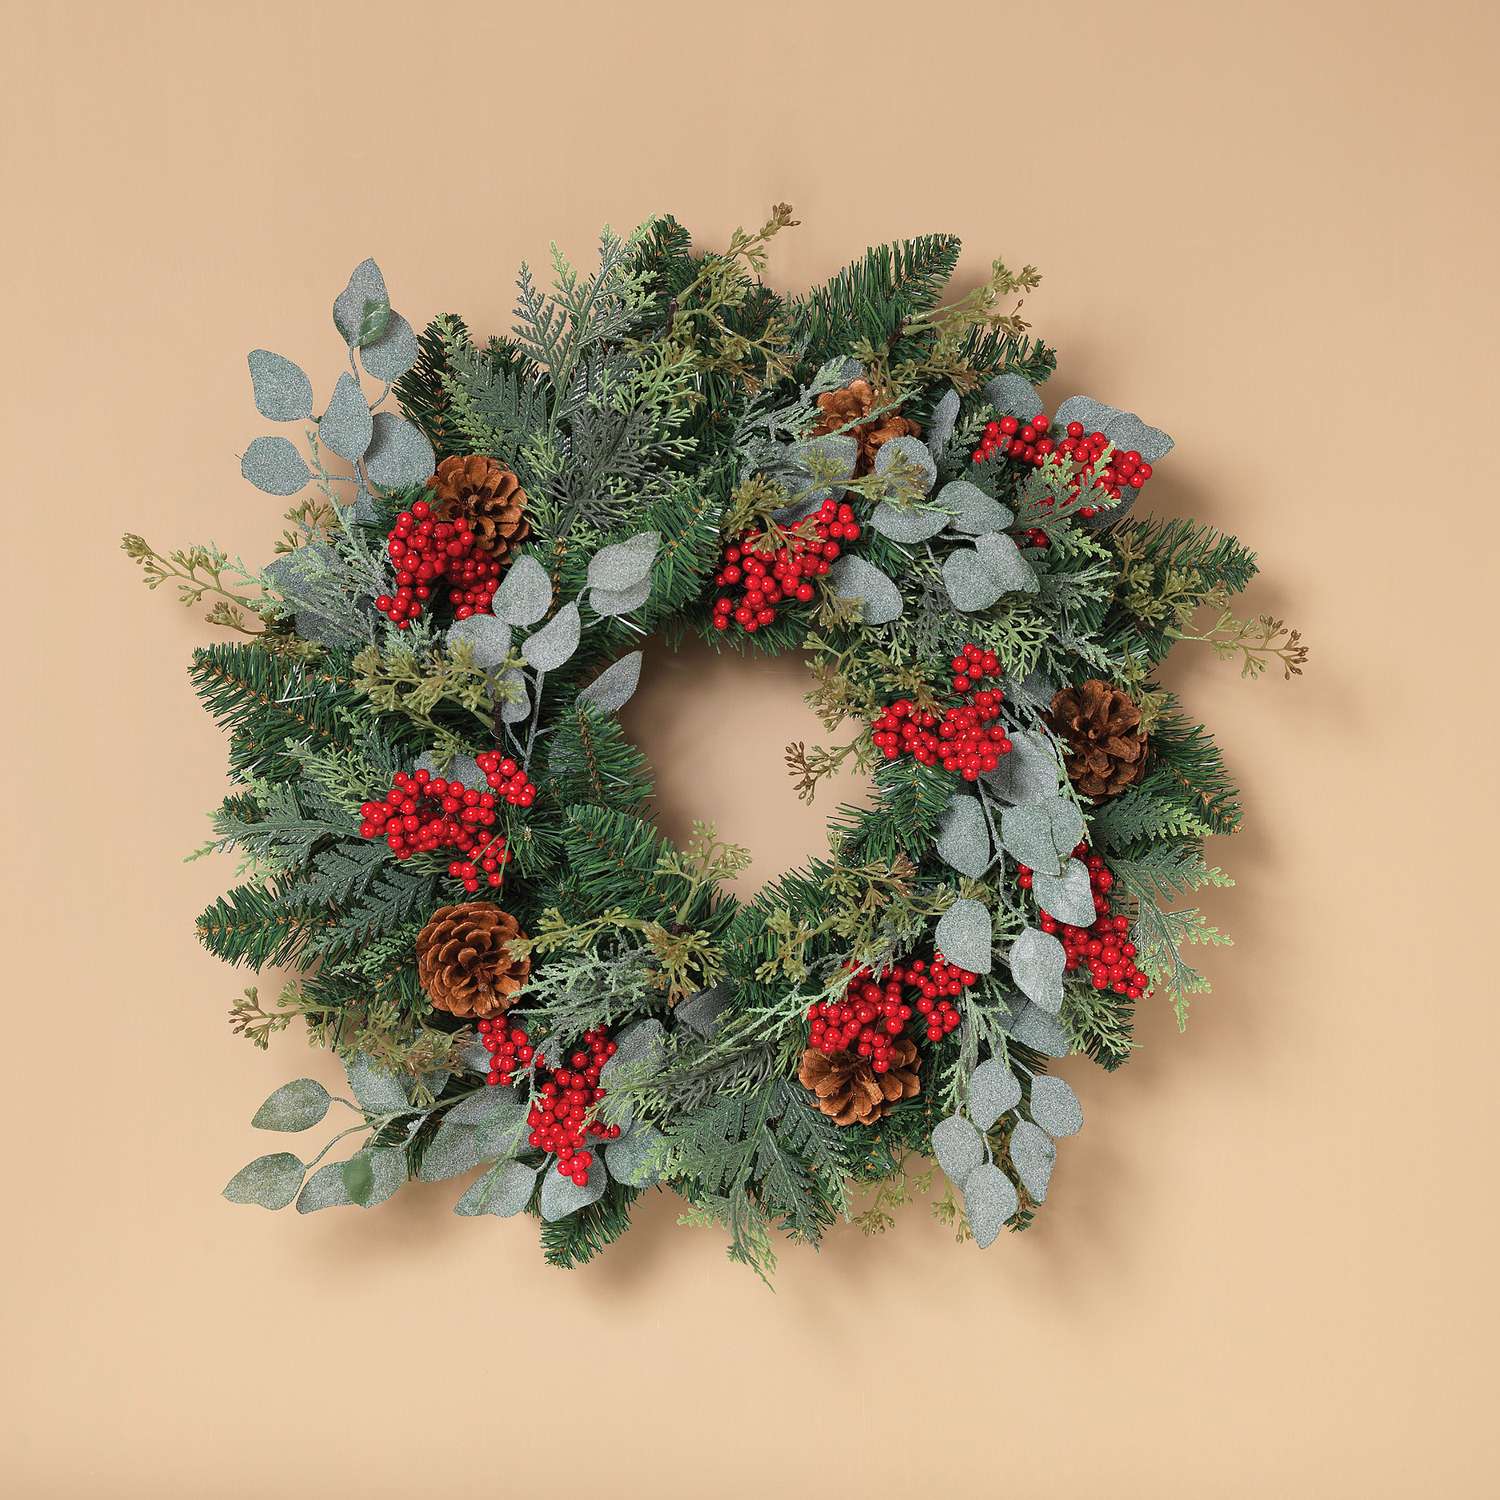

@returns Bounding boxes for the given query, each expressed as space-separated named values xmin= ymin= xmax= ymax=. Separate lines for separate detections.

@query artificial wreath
xmin=126 ymin=207 xmax=1305 ymax=1277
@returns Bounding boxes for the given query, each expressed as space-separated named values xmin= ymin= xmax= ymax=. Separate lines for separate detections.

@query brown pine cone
xmin=1046 ymin=679 xmax=1149 ymax=799
xmin=798 ymin=1038 xmax=921 ymax=1127
xmin=427 ymin=455 xmax=530 ymax=562
xmin=415 ymin=902 xmax=530 ymax=1019
xmin=810 ymin=379 xmax=921 ymax=476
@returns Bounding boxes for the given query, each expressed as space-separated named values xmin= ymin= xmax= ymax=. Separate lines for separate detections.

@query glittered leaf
xmin=931 ymin=1114 xmax=986 ymax=1186
xmin=538 ymin=1156 xmax=608 ymax=1220
xmin=984 ymin=372 xmax=1044 ymax=420
xmin=521 ymin=601 xmax=581 ymax=672
xmin=414 ymin=749 xmax=485 ymax=791
xmin=600 ymin=1018 xmax=665 ymax=1086
xmin=578 ymin=651 xmax=643 ymax=714
xmin=675 ymin=983 xmax=731 ymax=1038
xmin=934 ymin=897 xmax=992 ymax=974
xmin=1029 ymin=1074 xmax=1084 ymax=1138
xmin=935 ymin=795 xmax=990 ymax=878
xmin=345 ymin=1054 xmax=408 ymax=1114
xmin=1053 ymin=395 xmax=1116 ymax=437
xmin=455 ymin=1159 xmax=537 ymax=1217
xmin=417 ymin=1118 xmax=484 ymax=1182
xmin=982 ymin=729 xmax=1060 ymax=805
xmin=496 ymin=670 xmax=529 ymax=723
xmin=925 ymin=388 xmax=960 ymax=455
xmin=1032 ymin=859 xmax=1096 ymax=927
xmin=248 ymin=350 xmax=313 ymax=422
xmin=828 ymin=555 xmax=903 ymax=625
xmin=873 ymin=433 xmax=937 ymax=494
xmin=963 ymin=1162 xmax=1019 ymax=1247
xmin=251 ymin=1078 xmax=330 ymax=1132
xmin=870 ymin=497 xmax=950 ymax=543
xmin=587 ymin=532 xmax=661 ymax=592
xmin=605 ymin=1124 xmax=666 ymax=1187
xmin=974 ymin=531 xmax=1038 ymax=594
xmin=365 ymin=411 xmax=434 ymax=490
xmin=1005 ymin=1001 xmax=1070 ymax=1058
xmin=333 ymin=258 xmax=388 ymax=346
xmin=792 ymin=433 xmax=859 ymax=496
xmin=359 ymin=310 xmax=419 ymax=381
xmin=241 ymin=435 xmax=310 ymax=496
xmin=493 ymin=555 xmax=552 ymax=627
xmin=939 ymin=480 xmax=1013 ymax=535
xmin=319 ymin=371 xmax=373 ymax=461
xmin=969 ymin=1059 xmax=1022 ymax=1132
xmin=588 ymin=574 xmax=652 ymax=618
xmin=1102 ymin=409 xmax=1173 ymax=465
xmin=942 ymin=547 xmax=1004 ymax=612
xmin=1008 ymin=927 xmax=1066 ymax=1014
xmin=1009 ymin=1119 xmax=1056 ymax=1201
xmin=295 ymin=1161 xmax=352 ymax=1213
xmin=447 ymin=614 xmax=512 ymax=669
xmin=356 ymin=299 xmax=391 ymax=348
xmin=223 ymin=1152 xmax=304 ymax=1209
xmin=999 ymin=796 xmax=1085 ymax=876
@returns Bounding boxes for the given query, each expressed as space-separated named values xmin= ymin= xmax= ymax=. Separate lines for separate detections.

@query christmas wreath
xmin=126 ymin=208 xmax=1305 ymax=1277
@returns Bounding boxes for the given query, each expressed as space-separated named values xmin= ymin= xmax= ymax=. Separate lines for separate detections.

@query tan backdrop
xmin=3 ymin=1 xmax=1496 ymax=1494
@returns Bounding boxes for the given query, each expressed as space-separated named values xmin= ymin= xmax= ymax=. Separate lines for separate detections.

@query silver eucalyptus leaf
xmin=1009 ymin=1119 xmax=1056 ymax=1201
xmin=791 ymin=432 xmax=859 ymax=497
xmin=1029 ymin=1074 xmax=1084 ymax=1138
xmin=963 ymin=1162 xmax=1019 ymax=1248
xmin=982 ymin=729 xmax=1061 ymax=805
xmin=361 ymin=1146 xmax=408 ymax=1207
xmin=248 ymin=350 xmax=313 ymax=421
xmin=319 ymin=371 xmax=373 ymax=461
xmin=416 ymin=1119 xmax=484 ymax=1182
xmin=1008 ymin=927 xmax=1067 ymax=1014
xmin=332 ymin=257 xmax=388 ymax=346
xmin=873 ymin=433 xmax=937 ymax=494
xmin=942 ymin=547 xmax=1004 ymax=612
xmin=224 ymin=1152 xmax=305 ymax=1209
xmin=605 ymin=1124 xmax=666 ymax=1188
xmin=493 ymin=555 xmax=552 ymax=627
xmin=589 ymin=574 xmax=652 ymax=618
xmin=294 ymin=1160 xmax=353 ymax=1213
xmin=587 ymin=532 xmax=661 ymax=592
xmin=538 ymin=1155 xmax=609 ymax=1220
xmin=827 ymin=554 xmax=903 ymax=625
xmin=1004 ymin=1001 xmax=1070 ymax=1058
xmin=1102 ymin=409 xmax=1173 ymax=465
xmin=675 ymin=983 xmax=732 ymax=1038
xmin=870 ymin=497 xmax=950 ymax=543
xmin=345 ymin=1054 xmax=408 ymax=1114
xmin=447 ymin=614 xmax=512 ymax=670
xmin=933 ymin=897 xmax=992 ymax=974
xmin=578 ymin=651 xmax=643 ymax=714
xmin=365 ymin=411 xmax=434 ymax=490
xmin=522 ymin=601 xmax=581 ymax=672
xmin=251 ymin=1078 xmax=330 ymax=1133
xmin=454 ymin=1159 xmax=537 ymax=1218
xmin=939 ymin=480 xmax=1013 ymax=535
xmin=974 ymin=531 xmax=1039 ymax=594
xmin=1032 ymin=859 xmax=1097 ymax=927
xmin=969 ymin=1059 xmax=1022 ymax=1132
xmin=473 ymin=1094 xmax=529 ymax=1160
xmin=925 ymin=387 xmax=961 ymax=456
xmin=935 ymin=795 xmax=991 ymax=879
xmin=983 ymin=372 xmax=1044 ymax=420
xmin=999 ymin=796 xmax=1085 ymax=876
xmin=1053 ymin=394 xmax=1117 ymax=436
xmin=241 ymin=435 xmax=310 ymax=496
xmin=931 ymin=1114 xmax=986 ymax=1186
xmin=359 ymin=310 xmax=419 ymax=381
xmin=496 ymin=669 xmax=530 ymax=723
xmin=600 ymin=1018 xmax=666 ymax=1085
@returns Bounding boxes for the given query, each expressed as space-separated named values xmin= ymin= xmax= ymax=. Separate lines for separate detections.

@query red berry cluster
xmin=1016 ymin=844 xmax=1149 ymax=1000
xmin=971 ymin=414 xmax=1155 ymax=541
xmin=475 ymin=1021 xmax=623 ymax=1186
xmin=710 ymin=499 xmax=859 ymax=634
xmin=870 ymin=644 xmax=1013 ymax=781
xmin=358 ymin=760 xmax=533 ymax=893
xmin=374 ymin=498 xmax=503 ymax=628
xmin=809 ymin=955 xmax=973 ymax=1070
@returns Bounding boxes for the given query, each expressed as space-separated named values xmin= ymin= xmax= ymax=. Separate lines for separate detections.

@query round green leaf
xmin=251 ymin=1078 xmax=330 ymax=1132
xmin=224 ymin=1152 xmax=305 ymax=1210
xmin=963 ymin=1162 xmax=1019 ymax=1247
xmin=241 ymin=436 xmax=310 ymax=496
xmin=248 ymin=350 xmax=313 ymax=421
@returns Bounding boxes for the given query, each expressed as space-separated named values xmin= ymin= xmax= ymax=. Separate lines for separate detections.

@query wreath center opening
xmin=622 ymin=634 xmax=873 ymax=900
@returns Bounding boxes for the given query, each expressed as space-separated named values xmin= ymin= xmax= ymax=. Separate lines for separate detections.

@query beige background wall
xmin=3 ymin=1 xmax=1496 ymax=1494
